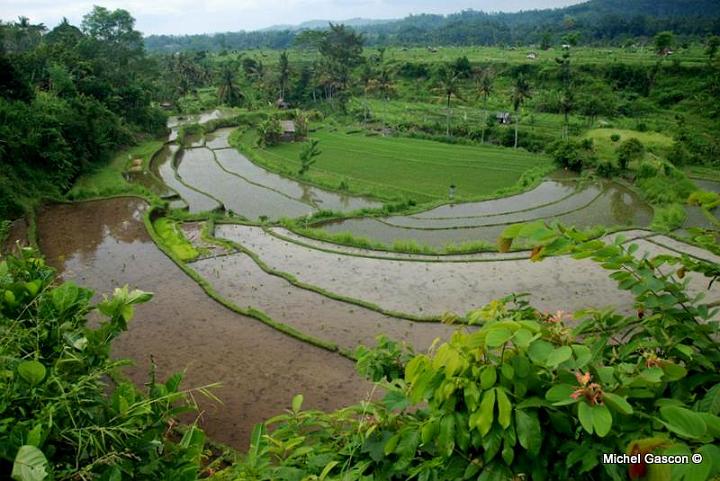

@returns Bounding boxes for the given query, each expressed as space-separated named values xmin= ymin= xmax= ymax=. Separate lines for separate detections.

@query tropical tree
xmin=511 ymin=74 xmax=532 ymax=148
xmin=298 ymin=139 xmax=321 ymax=175
xmin=706 ymin=35 xmax=720 ymax=64
xmin=647 ymin=31 xmax=674 ymax=95
xmin=477 ymin=69 xmax=494 ymax=144
xmin=278 ymin=50 xmax=290 ymax=99
xmin=217 ymin=63 xmax=243 ymax=107
xmin=435 ymin=65 xmax=462 ymax=136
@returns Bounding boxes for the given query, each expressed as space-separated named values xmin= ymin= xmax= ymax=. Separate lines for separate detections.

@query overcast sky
xmin=1 ymin=0 xmax=584 ymax=36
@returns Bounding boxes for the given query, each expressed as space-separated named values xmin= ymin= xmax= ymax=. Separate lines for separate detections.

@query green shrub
xmin=688 ymin=190 xmax=720 ymax=210
xmin=616 ymin=138 xmax=645 ymax=170
xmin=610 ymin=133 xmax=621 ymax=142
xmin=636 ymin=161 xmax=658 ymax=179
xmin=153 ymin=218 xmax=200 ymax=261
xmin=219 ymin=225 xmax=720 ymax=481
xmin=1 ymin=250 xmax=212 ymax=480
xmin=651 ymin=203 xmax=687 ymax=231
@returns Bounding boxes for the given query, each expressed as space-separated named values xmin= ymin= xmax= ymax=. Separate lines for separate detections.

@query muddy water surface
xmin=36 ymin=198 xmax=371 ymax=449
xmin=322 ymin=181 xmax=653 ymax=247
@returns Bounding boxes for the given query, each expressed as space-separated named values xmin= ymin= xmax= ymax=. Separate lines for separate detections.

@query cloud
xmin=1 ymin=0 xmax=583 ymax=35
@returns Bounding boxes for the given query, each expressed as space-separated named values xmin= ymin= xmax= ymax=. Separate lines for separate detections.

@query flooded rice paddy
xmin=321 ymin=180 xmax=653 ymax=247
xmin=23 ymin=111 xmax=720 ymax=452
xmin=166 ymin=126 xmax=380 ymax=218
xmin=213 ymin=224 xmax=719 ymax=317
xmin=35 ymin=198 xmax=373 ymax=449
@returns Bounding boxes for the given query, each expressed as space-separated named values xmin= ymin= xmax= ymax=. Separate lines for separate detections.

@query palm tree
xmin=278 ymin=51 xmax=290 ymax=99
xmin=217 ymin=64 xmax=243 ymax=107
xmin=511 ymin=75 xmax=532 ymax=149
xmin=436 ymin=66 xmax=462 ymax=136
xmin=477 ymin=69 xmax=494 ymax=144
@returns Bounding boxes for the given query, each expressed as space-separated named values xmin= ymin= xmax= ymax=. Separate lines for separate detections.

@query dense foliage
xmin=0 ymin=8 xmax=166 ymax=219
xmin=145 ymin=0 xmax=720 ymax=52
xmin=0 ymin=249 xmax=214 ymax=480
xmin=211 ymin=224 xmax=720 ymax=481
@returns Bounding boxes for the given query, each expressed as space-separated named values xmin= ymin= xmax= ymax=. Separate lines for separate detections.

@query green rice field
xmin=241 ymin=126 xmax=551 ymax=203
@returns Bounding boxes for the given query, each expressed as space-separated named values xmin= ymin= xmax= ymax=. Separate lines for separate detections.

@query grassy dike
xmin=143 ymin=205 xmax=351 ymax=358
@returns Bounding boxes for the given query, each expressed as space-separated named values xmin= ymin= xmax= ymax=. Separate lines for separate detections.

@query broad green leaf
xmin=515 ymin=409 xmax=541 ymax=457
xmin=592 ymin=404 xmax=612 ymax=437
xmin=319 ymin=461 xmax=339 ymax=481
xmin=384 ymin=433 xmax=400 ymax=455
xmin=603 ymin=392 xmax=633 ymax=415
xmin=496 ymin=388 xmax=512 ymax=429
xmin=485 ymin=328 xmax=514 ymax=348
xmin=546 ymin=346 xmax=573 ymax=368
xmin=699 ymin=384 xmax=720 ymax=415
xmin=11 ymin=445 xmax=48 ymax=481
xmin=480 ymin=366 xmax=497 ymax=390
xmin=659 ymin=406 xmax=707 ymax=440
xmin=51 ymin=282 xmax=80 ymax=313
xmin=546 ymin=384 xmax=577 ymax=406
xmin=512 ymin=328 xmax=534 ymax=349
xmin=571 ymin=345 xmax=592 ymax=368
xmin=527 ymin=340 xmax=554 ymax=365
xmin=578 ymin=402 xmax=594 ymax=434
xmin=17 ymin=361 xmax=46 ymax=387
xmin=291 ymin=394 xmax=304 ymax=413
xmin=477 ymin=389 xmax=496 ymax=436
xmin=660 ymin=363 xmax=687 ymax=382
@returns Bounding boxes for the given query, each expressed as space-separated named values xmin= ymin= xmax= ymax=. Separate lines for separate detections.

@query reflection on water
xmin=36 ymin=198 xmax=370 ymax=449
xmin=322 ymin=181 xmax=654 ymax=248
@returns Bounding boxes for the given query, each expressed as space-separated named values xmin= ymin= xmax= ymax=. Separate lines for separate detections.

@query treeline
xmin=144 ymin=0 xmax=720 ymax=52
xmin=0 ymin=9 xmax=166 ymax=219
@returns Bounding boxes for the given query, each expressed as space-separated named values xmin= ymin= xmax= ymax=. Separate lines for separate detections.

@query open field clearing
xmin=247 ymin=126 xmax=551 ymax=202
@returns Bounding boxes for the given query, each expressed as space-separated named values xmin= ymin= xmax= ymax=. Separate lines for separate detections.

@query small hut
xmin=496 ymin=112 xmax=512 ymax=125
xmin=280 ymin=120 xmax=296 ymax=142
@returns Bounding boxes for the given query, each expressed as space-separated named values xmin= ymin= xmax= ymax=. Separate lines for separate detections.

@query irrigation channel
xmin=5 ymin=112 xmax=719 ymax=449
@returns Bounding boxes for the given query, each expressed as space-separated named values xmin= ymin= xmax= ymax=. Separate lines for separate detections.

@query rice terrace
xmin=1 ymin=1 xmax=720 ymax=480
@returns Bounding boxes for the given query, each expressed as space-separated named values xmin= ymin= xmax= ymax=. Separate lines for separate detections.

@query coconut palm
xmin=217 ymin=64 xmax=243 ymax=107
xmin=278 ymin=51 xmax=290 ymax=99
xmin=477 ymin=69 xmax=494 ymax=144
xmin=435 ymin=66 xmax=462 ymax=136
xmin=511 ymin=75 xmax=532 ymax=149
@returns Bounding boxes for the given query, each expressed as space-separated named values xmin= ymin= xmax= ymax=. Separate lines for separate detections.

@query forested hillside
xmin=144 ymin=0 xmax=720 ymax=52
xmin=0 ymin=9 xmax=166 ymax=219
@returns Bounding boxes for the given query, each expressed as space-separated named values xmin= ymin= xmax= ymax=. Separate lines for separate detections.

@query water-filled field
xmin=35 ymin=198 xmax=372 ymax=449
xmin=320 ymin=179 xmax=653 ymax=248
xmin=166 ymin=126 xmax=380 ymax=218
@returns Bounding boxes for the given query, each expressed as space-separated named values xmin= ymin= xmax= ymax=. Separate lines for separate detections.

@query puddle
xmin=36 ymin=198 xmax=372 ymax=449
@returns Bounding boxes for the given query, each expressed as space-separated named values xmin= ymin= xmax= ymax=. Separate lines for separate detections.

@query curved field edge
xmin=142 ymin=203 xmax=352 ymax=357
xmin=229 ymin=127 xmax=557 ymax=213
xmin=197 ymin=223 xmax=444 ymax=323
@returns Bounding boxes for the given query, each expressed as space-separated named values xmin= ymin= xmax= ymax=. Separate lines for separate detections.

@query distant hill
xmin=261 ymin=18 xmax=395 ymax=32
xmin=144 ymin=0 xmax=720 ymax=52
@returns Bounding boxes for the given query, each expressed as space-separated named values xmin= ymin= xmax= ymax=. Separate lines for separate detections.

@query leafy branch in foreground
xmin=1 ymin=248 xmax=217 ymax=481
xmin=217 ymin=222 xmax=719 ymax=481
